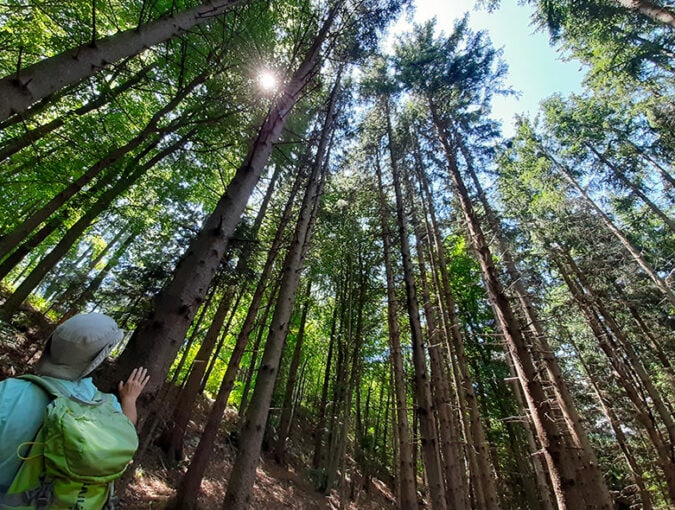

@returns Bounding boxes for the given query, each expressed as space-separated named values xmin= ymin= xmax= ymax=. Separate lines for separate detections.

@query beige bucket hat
xmin=35 ymin=313 xmax=124 ymax=381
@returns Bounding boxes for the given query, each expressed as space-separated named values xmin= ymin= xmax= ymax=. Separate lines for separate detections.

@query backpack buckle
xmin=33 ymin=478 xmax=54 ymax=509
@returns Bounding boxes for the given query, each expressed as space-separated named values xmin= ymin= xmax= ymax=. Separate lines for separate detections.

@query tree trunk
xmin=374 ymin=151 xmax=419 ymax=509
xmin=1 ymin=131 xmax=193 ymax=319
xmin=0 ymin=0 xmax=245 ymax=121
xmin=165 ymin=286 xmax=237 ymax=461
xmin=387 ymin=100 xmax=447 ymax=510
xmin=451 ymin=122 xmax=613 ymax=509
xmin=170 ymin=282 xmax=218 ymax=386
xmin=561 ymin=249 xmax=675 ymax=446
xmin=104 ymin=11 xmax=336 ymax=395
xmin=429 ymin=99 xmax=584 ymax=509
xmin=200 ymin=290 xmax=243 ymax=392
xmin=222 ymin=67 xmax=338 ymax=509
xmin=553 ymin=250 xmax=675 ymax=501
xmin=312 ymin=301 xmax=338 ymax=469
xmin=275 ymin=280 xmax=311 ymax=464
xmin=173 ymin=145 xmax=308 ymax=508
xmin=571 ymin=338 xmax=653 ymax=510
xmin=411 ymin=135 xmax=479 ymax=510
xmin=0 ymin=64 xmax=154 ymax=163
xmin=614 ymin=0 xmax=675 ymax=29
xmin=405 ymin=162 xmax=484 ymax=509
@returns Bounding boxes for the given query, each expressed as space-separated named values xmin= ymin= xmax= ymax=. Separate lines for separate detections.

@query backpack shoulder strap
xmin=18 ymin=375 xmax=107 ymax=406
xmin=18 ymin=374 xmax=66 ymax=399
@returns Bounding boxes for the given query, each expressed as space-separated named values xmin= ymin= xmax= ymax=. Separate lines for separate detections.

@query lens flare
xmin=258 ymin=71 xmax=278 ymax=92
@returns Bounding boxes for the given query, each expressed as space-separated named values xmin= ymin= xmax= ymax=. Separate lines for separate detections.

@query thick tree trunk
xmin=614 ymin=0 xmax=675 ymax=29
xmin=104 ymin=12 xmax=334 ymax=395
xmin=165 ymin=287 xmax=236 ymax=461
xmin=173 ymin=151 xmax=307 ymax=508
xmin=0 ymin=0 xmax=245 ymax=121
xmin=170 ymin=283 xmax=218 ymax=386
xmin=374 ymin=153 xmax=419 ymax=509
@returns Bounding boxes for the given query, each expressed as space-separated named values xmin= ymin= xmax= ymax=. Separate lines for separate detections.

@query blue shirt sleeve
xmin=0 ymin=378 xmax=49 ymax=491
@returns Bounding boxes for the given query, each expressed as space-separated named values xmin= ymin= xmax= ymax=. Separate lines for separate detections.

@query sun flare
xmin=258 ymin=71 xmax=278 ymax=93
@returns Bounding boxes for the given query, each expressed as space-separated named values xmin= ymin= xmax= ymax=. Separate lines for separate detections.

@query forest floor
xmin=0 ymin=306 xmax=398 ymax=509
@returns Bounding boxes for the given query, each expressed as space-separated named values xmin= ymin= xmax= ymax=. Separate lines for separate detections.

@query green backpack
xmin=0 ymin=375 xmax=139 ymax=510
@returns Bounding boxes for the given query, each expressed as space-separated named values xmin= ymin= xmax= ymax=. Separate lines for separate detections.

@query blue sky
xmin=389 ymin=0 xmax=586 ymax=136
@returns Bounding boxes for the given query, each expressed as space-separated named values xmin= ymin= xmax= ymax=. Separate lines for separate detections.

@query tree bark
xmin=387 ymin=100 xmax=447 ymax=510
xmin=553 ymin=250 xmax=675 ymax=501
xmin=275 ymin=280 xmax=312 ymax=464
xmin=165 ymin=286 xmax=237 ymax=461
xmin=173 ymin=152 xmax=307 ymax=508
xmin=104 ymin=11 xmax=335 ymax=395
xmin=1 ymin=131 xmax=193 ymax=319
xmin=222 ymin=67 xmax=339 ymax=509
xmin=451 ymin=122 xmax=613 ymax=509
xmin=374 ymin=151 xmax=419 ymax=509
xmin=429 ymin=99 xmax=584 ymax=509
xmin=0 ymin=72 xmax=207 ymax=264
xmin=613 ymin=0 xmax=675 ymax=29
xmin=0 ymin=0 xmax=245 ymax=121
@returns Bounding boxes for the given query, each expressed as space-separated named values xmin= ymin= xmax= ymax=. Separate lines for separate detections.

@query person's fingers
xmin=118 ymin=381 xmax=124 ymax=391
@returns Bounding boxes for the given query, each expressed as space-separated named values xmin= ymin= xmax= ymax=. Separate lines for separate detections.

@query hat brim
xmin=36 ymin=328 xmax=124 ymax=381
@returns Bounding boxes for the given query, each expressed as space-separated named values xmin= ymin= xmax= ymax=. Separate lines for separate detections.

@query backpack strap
xmin=19 ymin=374 xmax=67 ymax=399
xmin=18 ymin=375 xmax=106 ymax=407
xmin=0 ymin=476 xmax=54 ymax=509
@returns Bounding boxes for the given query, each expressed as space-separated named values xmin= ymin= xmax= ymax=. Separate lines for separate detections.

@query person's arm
xmin=118 ymin=367 xmax=150 ymax=425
